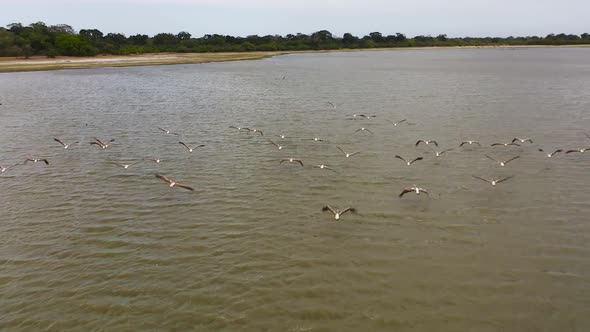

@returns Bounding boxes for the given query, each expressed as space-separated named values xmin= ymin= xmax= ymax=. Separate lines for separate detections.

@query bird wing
xmin=341 ymin=207 xmax=356 ymax=215
xmin=460 ymin=142 xmax=467 ymax=147
xmin=349 ymin=152 xmax=360 ymax=157
xmin=497 ymin=176 xmax=514 ymax=183
xmin=474 ymin=141 xmax=481 ymax=146
xmin=396 ymin=119 xmax=407 ymax=125
xmin=269 ymin=140 xmax=279 ymax=147
xmin=441 ymin=149 xmax=453 ymax=154
xmin=525 ymin=138 xmax=533 ymax=143
xmin=399 ymin=189 xmax=412 ymax=198
xmin=431 ymin=141 xmax=439 ymax=146
xmin=54 ymin=138 xmax=66 ymax=147
xmin=504 ymin=156 xmax=520 ymax=164
xmin=354 ymin=128 xmax=362 ymax=133
xmin=472 ymin=175 xmax=491 ymax=183
xmin=155 ymin=174 xmax=172 ymax=184
xmin=158 ymin=127 xmax=168 ymax=133
xmin=94 ymin=138 xmax=105 ymax=146
xmin=485 ymin=154 xmax=498 ymax=162
xmin=394 ymin=155 xmax=406 ymax=163
xmin=295 ymin=160 xmax=304 ymax=167
xmin=491 ymin=143 xmax=501 ymax=146
xmin=279 ymin=159 xmax=288 ymax=164
xmin=179 ymin=142 xmax=190 ymax=150
xmin=322 ymin=205 xmax=336 ymax=215
xmin=409 ymin=157 xmax=423 ymax=164
xmin=565 ymin=150 xmax=578 ymax=154
xmin=415 ymin=140 xmax=424 ymax=146
xmin=229 ymin=126 xmax=238 ymax=130
xmin=337 ymin=147 xmax=347 ymax=155
xmin=176 ymin=183 xmax=195 ymax=191
xmin=511 ymin=138 xmax=519 ymax=143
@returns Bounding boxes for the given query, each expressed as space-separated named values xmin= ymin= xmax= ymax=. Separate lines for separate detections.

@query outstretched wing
xmin=409 ymin=157 xmax=423 ymax=164
xmin=322 ymin=205 xmax=336 ymax=215
xmin=415 ymin=140 xmax=424 ymax=146
xmin=504 ymin=156 xmax=520 ymax=164
xmin=399 ymin=189 xmax=412 ymax=198
xmin=179 ymin=142 xmax=190 ymax=150
xmin=497 ymin=176 xmax=514 ymax=183
xmin=394 ymin=155 xmax=407 ymax=163
xmin=155 ymin=174 xmax=172 ymax=184
xmin=341 ymin=207 xmax=357 ymax=215
xmin=94 ymin=137 xmax=105 ymax=146
xmin=54 ymin=138 xmax=66 ymax=147
xmin=295 ymin=159 xmax=304 ymax=167
xmin=176 ymin=183 xmax=195 ymax=191
xmin=485 ymin=154 xmax=498 ymax=162
xmin=472 ymin=175 xmax=490 ymax=183
xmin=337 ymin=147 xmax=347 ymax=156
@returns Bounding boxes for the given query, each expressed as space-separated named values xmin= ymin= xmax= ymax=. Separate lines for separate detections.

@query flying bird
xmin=399 ymin=186 xmax=430 ymax=198
xmin=385 ymin=119 xmax=406 ymax=127
xmin=24 ymin=158 xmax=49 ymax=165
xmin=354 ymin=127 xmax=373 ymax=134
xmin=485 ymin=155 xmax=520 ymax=167
xmin=229 ymin=126 xmax=251 ymax=132
xmin=1 ymin=164 xmax=19 ymax=173
xmin=472 ymin=175 xmax=514 ymax=186
xmin=179 ymin=142 xmax=205 ymax=152
xmin=347 ymin=114 xmax=366 ymax=119
xmin=158 ymin=127 xmax=180 ymax=135
xmin=268 ymin=140 xmax=283 ymax=150
xmin=313 ymin=164 xmax=336 ymax=172
xmin=512 ymin=137 xmax=533 ymax=144
xmin=305 ymin=137 xmax=324 ymax=142
xmin=90 ymin=138 xmax=115 ymax=149
xmin=395 ymin=155 xmax=423 ymax=166
xmin=363 ymin=115 xmax=377 ymax=120
xmin=249 ymin=129 xmax=264 ymax=136
xmin=155 ymin=174 xmax=194 ymax=191
xmin=327 ymin=101 xmax=335 ymax=109
xmin=54 ymin=138 xmax=78 ymax=149
xmin=337 ymin=147 xmax=360 ymax=158
xmin=280 ymin=158 xmax=304 ymax=166
xmin=565 ymin=147 xmax=589 ymax=154
xmin=491 ymin=142 xmax=520 ymax=147
xmin=538 ymin=149 xmax=563 ymax=158
xmin=416 ymin=140 xmax=438 ymax=147
xmin=322 ymin=205 xmax=356 ymax=220
xmin=460 ymin=140 xmax=481 ymax=147
xmin=435 ymin=149 xmax=453 ymax=157
xmin=110 ymin=162 xmax=136 ymax=169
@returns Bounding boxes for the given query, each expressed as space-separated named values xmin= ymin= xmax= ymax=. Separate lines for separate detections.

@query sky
xmin=1 ymin=0 xmax=588 ymax=38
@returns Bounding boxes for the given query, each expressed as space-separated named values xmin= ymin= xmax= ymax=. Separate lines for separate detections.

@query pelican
xmin=491 ymin=142 xmax=520 ymax=147
xmin=337 ymin=147 xmax=360 ymax=158
xmin=24 ymin=158 xmax=49 ymax=165
xmin=322 ymin=205 xmax=356 ymax=220
xmin=416 ymin=140 xmax=438 ymax=147
xmin=354 ymin=127 xmax=373 ymax=134
xmin=399 ymin=186 xmax=429 ymax=198
xmin=435 ymin=149 xmax=453 ymax=157
xmin=472 ymin=175 xmax=514 ymax=186
xmin=485 ymin=155 xmax=520 ymax=167
xmin=249 ymin=129 xmax=264 ymax=136
xmin=229 ymin=126 xmax=251 ymax=132
xmin=566 ymin=148 xmax=589 ymax=154
xmin=395 ymin=155 xmax=423 ymax=166
xmin=155 ymin=174 xmax=194 ymax=191
xmin=90 ymin=138 xmax=114 ymax=149
xmin=385 ymin=119 xmax=406 ymax=127
xmin=460 ymin=140 xmax=480 ymax=147
xmin=179 ymin=142 xmax=205 ymax=152
xmin=268 ymin=140 xmax=283 ymax=150
xmin=158 ymin=127 xmax=180 ymax=135
xmin=110 ymin=162 xmax=137 ymax=169
xmin=280 ymin=158 xmax=303 ymax=166
xmin=538 ymin=149 xmax=563 ymax=158
xmin=313 ymin=164 xmax=336 ymax=172
xmin=54 ymin=138 xmax=78 ymax=149
xmin=512 ymin=137 xmax=533 ymax=144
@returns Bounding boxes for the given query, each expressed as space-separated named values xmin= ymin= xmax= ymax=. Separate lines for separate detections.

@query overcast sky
xmin=2 ymin=0 xmax=588 ymax=38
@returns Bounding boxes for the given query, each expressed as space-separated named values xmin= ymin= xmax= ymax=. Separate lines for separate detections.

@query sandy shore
xmin=0 ymin=45 xmax=588 ymax=73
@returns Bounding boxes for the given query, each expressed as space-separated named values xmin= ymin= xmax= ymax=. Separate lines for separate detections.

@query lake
xmin=1 ymin=48 xmax=589 ymax=331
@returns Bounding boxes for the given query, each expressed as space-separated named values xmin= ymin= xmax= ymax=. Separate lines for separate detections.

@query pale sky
xmin=1 ymin=0 xmax=588 ymax=38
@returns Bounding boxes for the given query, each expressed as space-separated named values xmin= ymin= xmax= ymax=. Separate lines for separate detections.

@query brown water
xmin=1 ymin=48 xmax=589 ymax=331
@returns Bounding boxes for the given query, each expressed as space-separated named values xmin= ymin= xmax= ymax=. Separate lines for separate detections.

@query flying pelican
xmin=472 ymin=175 xmax=514 ymax=186
xmin=435 ymin=149 xmax=453 ymax=157
xmin=460 ymin=140 xmax=481 ymax=147
xmin=395 ymin=155 xmax=423 ymax=166
xmin=24 ymin=158 xmax=49 ymax=165
xmin=249 ymin=129 xmax=264 ymax=136
xmin=268 ymin=140 xmax=283 ymax=150
xmin=512 ymin=137 xmax=533 ymax=144
xmin=399 ymin=185 xmax=429 ymax=198
xmin=158 ymin=127 xmax=180 ymax=135
xmin=337 ymin=147 xmax=360 ymax=158
xmin=385 ymin=119 xmax=406 ymax=127
xmin=110 ymin=162 xmax=136 ymax=169
xmin=485 ymin=155 xmax=520 ymax=167
xmin=179 ymin=142 xmax=205 ymax=152
xmin=155 ymin=174 xmax=194 ymax=191
xmin=313 ymin=164 xmax=336 ymax=172
xmin=566 ymin=147 xmax=589 ymax=154
xmin=229 ymin=126 xmax=251 ymax=132
xmin=538 ymin=149 xmax=563 ymax=158
xmin=354 ymin=127 xmax=373 ymax=134
xmin=416 ymin=140 xmax=438 ymax=147
xmin=322 ymin=205 xmax=356 ymax=220
xmin=491 ymin=142 xmax=520 ymax=147
xmin=280 ymin=158 xmax=304 ymax=166
xmin=90 ymin=138 xmax=115 ymax=149
xmin=54 ymin=138 xmax=78 ymax=149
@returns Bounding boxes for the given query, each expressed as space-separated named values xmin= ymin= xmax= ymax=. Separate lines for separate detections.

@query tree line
xmin=1 ymin=22 xmax=589 ymax=57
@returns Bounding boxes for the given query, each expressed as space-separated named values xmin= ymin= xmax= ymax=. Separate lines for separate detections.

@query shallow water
xmin=1 ymin=48 xmax=589 ymax=331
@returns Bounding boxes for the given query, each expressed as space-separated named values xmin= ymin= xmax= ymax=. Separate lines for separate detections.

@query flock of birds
xmin=1 ymin=115 xmax=589 ymax=221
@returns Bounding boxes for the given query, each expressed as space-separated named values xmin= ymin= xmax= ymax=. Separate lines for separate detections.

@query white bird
xmin=491 ymin=142 xmax=520 ymax=147
xmin=155 ymin=174 xmax=194 ymax=191
xmin=229 ymin=126 xmax=251 ymax=132
xmin=337 ymin=147 xmax=360 ymax=158
xmin=399 ymin=186 xmax=429 ymax=198
xmin=280 ymin=158 xmax=304 ymax=166
xmin=305 ymin=137 xmax=324 ymax=142
xmin=385 ymin=119 xmax=406 ymax=127
xmin=472 ymin=175 xmax=514 ymax=186
xmin=485 ymin=154 xmax=520 ymax=167
xmin=24 ymin=158 xmax=49 ymax=165
xmin=158 ymin=127 xmax=180 ymax=135
xmin=435 ymin=149 xmax=453 ymax=157
xmin=313 ymin=164 xmax=336 ymax=172
xmin=54 ymin=138 xmax=78 ymax=149
xmin=416 ymin=140 xmax=438 ymax=147
xmin=322 ymin=205 xmax=356 ymax=220
xmin=566 ymin=147 xmax=589 ymax=154
xmin=110 ymin=162 xmax=136 ymax=169
xmin=179 ymin=142 xmax=205 ymax=152
xmin=268 ymin=140 xmax=283 ymax=150
xmin=90 ymin=138 xmax=115 ymax=149
xmin=354 ymin=127 xmax=373 ymax=134
xmin=512 ymin=137 xmax=533 ymax=144
xmin=538 ymin=149 xmax=563 ymax=158
xmin=395 ymin=155 xmax=423 ymax=166
xmin=460 ymin=140 xmax=481 ymax=147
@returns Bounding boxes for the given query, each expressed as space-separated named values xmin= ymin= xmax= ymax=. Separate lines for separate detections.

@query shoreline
xmin=1 ymin=45 xmax=588 ymax=73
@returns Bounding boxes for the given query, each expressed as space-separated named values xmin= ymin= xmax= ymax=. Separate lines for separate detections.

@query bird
xmin=268 ymin=140 xmax=283 ymax=150
xmin=512 ymin=137 xmax=533 ymax=144
xmin=565 ymin=147 xmax=589 ymax=154
xmin=347 ymin=114 xmax=366 ymax=119
xmin=249 ymin=129 xmax=264 ymax=136
xmin=322 ymin=205 xmax=356 ymax=220
xmin=435 ymin=149 xmax=453 ymax=157
xmin=399 ymin=186 xmax=429 ymax=198
xmin=54 ymin=138 xmax=78 ymax=149
xmin=313 ymin=164 xmax=336 ymax=172
xmin=24 ymin=158 xmax=49 ymax=165
xmin=229 ymin=126 xmax=250 ymax=132
xmin=179 ymin=142 xmax=205 ymax=152
xmin=158 ymin=127 xmax=180 ymax=135
xmin=280 ymin=158 xmax=304 ymax=166
xmin=155 ymin=174 xmax=194 ymax=191
xmin=385 ymin=119 xmax=406 ymax=127
xmin=416 ymin=140 xmax=439 ymax=147
xmin=110 ymin=162 xmax=136 ymax=169
xmin=305 ymin=137 xmax=324 ymax=142
xmin=90 ymin=138 xmax=115 ymax=149
xmin=1 ymin=164 xmax=18 ymax=173
xmin=395 ymin=155 xmax=423 ymax=166
xmin=327 ymin=101 xmax=335 ymax=109
xmin=337 ymin=147 xmax=360 ymax=158
xmin=485 ymin=155 xmax=520 ymax=167
xmin=354 ymin=127 xmax=373 ymax=134
xmin=460 ymin=140 xmax=481 ymax=147
xmin=538 ymin=149 xmax=563 ymax=158
xmin=472 ymin=175 xmax=514 ymax=186
xmin=363 ymin=115 xmax=377 ymax=120
xmin=491 ymin=142 xmax=520 ymax=147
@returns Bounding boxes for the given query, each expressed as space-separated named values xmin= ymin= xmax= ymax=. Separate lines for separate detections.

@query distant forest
xmin=1 ymin=22 xmax=589 ymax=57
